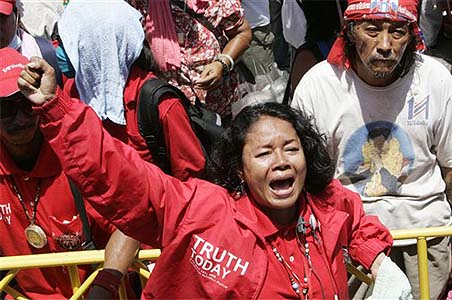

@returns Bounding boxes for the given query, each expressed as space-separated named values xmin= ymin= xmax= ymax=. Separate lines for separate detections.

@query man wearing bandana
xmin=291 ymin=0 xmax=452 ymax=298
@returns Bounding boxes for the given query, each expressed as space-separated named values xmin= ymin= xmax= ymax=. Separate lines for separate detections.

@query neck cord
xmin=10 ymin=177 xmax=41 ymax=224
xmin=271 ymin=240 xmax=310 ymax=299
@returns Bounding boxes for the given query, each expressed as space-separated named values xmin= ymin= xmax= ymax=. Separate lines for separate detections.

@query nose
xmin=272 ymin=150 xmax=290 ymax=171
xmin=376 ymin=31 xmax=392 ymax=57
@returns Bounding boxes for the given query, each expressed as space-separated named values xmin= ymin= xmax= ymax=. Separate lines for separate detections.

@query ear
xmin=236 ymin=170 xmax=244 ymax=181
xmin=347 ymin=27 xmax=355 ymax=42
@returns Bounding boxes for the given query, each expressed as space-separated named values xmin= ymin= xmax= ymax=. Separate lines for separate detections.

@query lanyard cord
xmin=271 ymin=241 xmax=310 ymax=299
xmin=10 ymin=176 xmax=41 ymax=224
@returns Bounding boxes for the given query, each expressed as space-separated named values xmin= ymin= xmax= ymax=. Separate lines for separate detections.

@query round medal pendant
xmin=25 ymin=223 xmax=47 ymax=248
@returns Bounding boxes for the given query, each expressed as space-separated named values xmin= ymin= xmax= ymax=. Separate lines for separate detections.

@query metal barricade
xmin=0 ymin=249 xmax=160 ymax=300
xmin=1 ymin=226 xmax=452 ymax=300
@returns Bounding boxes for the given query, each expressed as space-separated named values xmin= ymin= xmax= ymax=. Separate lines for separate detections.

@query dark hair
xmin=206 ymin=102 xmax=334 ymax=195
xmin=134 ymin=40 xmax=157 ymax=72
xmin=343 ymin=21 xmax=420 ymax=78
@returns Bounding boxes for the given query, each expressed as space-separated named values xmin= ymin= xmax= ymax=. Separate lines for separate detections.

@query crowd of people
xmin=1 ymin=0 xmax=452 ymax=299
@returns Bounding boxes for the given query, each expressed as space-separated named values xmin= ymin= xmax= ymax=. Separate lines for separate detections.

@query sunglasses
xmin=0 ymin=94 xmax=34 ymax=120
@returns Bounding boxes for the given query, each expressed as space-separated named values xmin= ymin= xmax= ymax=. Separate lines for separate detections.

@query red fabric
xmin=35 ymin=91 xmax=393 ymax=299
xmin=255 ymin=201 xmax=340 ymax=299
xmin=0 ymin=0 xmax=14 ymax=15
xmin=327 ymin=0 xmax=425 ymax=68
xmin=0 ymin=48 xmax=28 ymax=97
xmin=0 ymin=142 xmax=114 ymax=299
xmin=62 ymin=66 xmax=205 ymax=180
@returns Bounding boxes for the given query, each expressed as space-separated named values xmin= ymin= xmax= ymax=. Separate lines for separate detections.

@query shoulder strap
xmin=170 ymin=0 xmax=221 ymax=37
xmin=137 ymin=78 xmax=192 ymax=174
xmin=67 ymin=178 xmax=96 ymax=250
xmin=35 ymin=37 xmax=63 ymax=88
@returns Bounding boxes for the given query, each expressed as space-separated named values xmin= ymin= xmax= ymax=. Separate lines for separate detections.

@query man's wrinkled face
xmin=351 ymin=19 xmax=411 ymax=79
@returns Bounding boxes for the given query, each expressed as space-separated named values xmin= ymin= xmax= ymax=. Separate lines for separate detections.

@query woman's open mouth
xmin=269 ymin=177 xmax=295 ymax=198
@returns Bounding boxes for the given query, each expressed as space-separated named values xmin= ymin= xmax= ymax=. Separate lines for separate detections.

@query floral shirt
xmin=161 ymin=0 xmax=244 ymax=118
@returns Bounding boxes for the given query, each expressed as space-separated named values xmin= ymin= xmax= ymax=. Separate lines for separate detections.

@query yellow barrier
xmin=1 ymin=226 xmax=452 ymax=300
xmin=391 ymin=226 xmax=452 ymax=300
xmin=0 ymin=249 xmax=161 ymax=300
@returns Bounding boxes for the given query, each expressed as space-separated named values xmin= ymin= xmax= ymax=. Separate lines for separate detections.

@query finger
xmin=198 ymin=67 xmax=213 ymax=80
xmin=22 ymin=64 xmax=42 ymax=82
xmin=20 ymin=69 xmax=41 ymax=88
xmin=17 ymin=77 xmax=39 ymax=96
xmin=28 ymin=56 xmax=56 ymax=77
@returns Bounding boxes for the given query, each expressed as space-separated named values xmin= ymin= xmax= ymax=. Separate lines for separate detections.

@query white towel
xmin=58 ymin=0 xmax=144 ymax=125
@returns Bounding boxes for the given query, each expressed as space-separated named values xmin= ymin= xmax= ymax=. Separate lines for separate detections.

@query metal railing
xmin=0 ymin=249 xmax=161 ymax=300
xmin=1 ymin=226 xmax=452 ymax=300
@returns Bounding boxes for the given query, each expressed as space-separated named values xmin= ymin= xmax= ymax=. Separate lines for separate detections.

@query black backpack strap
xmin=35 ymin=37 xmax=63 ymax=88
xmin=67 ymin=178 xmax=96 ymax=250
xmin=137 ymin=78 xmax=192 ymax=174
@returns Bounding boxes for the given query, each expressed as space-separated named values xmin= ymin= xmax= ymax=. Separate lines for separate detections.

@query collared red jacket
xmin=36 ymin=91 xmax=393 ymax=299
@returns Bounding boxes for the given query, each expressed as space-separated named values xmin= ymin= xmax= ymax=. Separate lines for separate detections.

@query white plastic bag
xmin=232 ymin=64 xmax=289 ymax=117
xmin=365 ymin=256 xmax=413 ymax=300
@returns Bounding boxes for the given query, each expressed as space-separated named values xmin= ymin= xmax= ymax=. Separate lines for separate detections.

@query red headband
xmin=327 ymin=0 xmax=425 ymax=68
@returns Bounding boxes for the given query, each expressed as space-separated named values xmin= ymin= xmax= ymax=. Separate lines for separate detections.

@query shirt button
xmin=24 ymin=176 xmax=29 ymax=181
xmin=289 ymin=256 xmax=295 ymax=262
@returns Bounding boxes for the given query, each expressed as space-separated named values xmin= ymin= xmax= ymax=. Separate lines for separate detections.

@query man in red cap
xmin=292 ymin=0 xmax=452 ymax=298
xmin=0 ymin=47 xmax=139 ymax=299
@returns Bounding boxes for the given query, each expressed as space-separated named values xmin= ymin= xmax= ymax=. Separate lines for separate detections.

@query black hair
xmin=206 ymin=102 xmax=334 ymax=195
xmin=343 ymin=20 xmax=420 ymax=78
xmin=134 ymin=40 xmax=157 ymax=72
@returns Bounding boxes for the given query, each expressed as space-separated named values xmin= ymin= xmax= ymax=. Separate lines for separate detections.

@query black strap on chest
xmin=67 ymin=178 xmax=96 ymax=250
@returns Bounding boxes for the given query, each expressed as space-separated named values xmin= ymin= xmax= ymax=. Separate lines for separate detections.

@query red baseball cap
xmin=0 ymin=47 xmax=28 ymax=97
xmin=0 ymin=0 xmax=15 ymax=15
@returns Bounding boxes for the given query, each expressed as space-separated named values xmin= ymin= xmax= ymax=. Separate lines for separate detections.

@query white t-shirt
xmin=292 ymin=55 xmax=452 ymax=246
xmin=241 ymin=0 xmax=270 ymax=29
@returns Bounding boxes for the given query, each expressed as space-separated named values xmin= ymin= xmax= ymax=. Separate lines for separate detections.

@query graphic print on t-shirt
xmin=340 ymin=121 xmax=415 ymax=197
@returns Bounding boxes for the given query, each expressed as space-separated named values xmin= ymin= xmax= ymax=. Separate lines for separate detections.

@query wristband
xmin=91 ymin=268 xmax=123 ymax=295
xmin=218 ymin=53 xmax=234 ymax=71
xmin=214 ymin=57 xmax=229 ymax=76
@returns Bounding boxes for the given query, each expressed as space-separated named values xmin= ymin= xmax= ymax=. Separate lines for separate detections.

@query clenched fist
xmin=18 ymin=56 xmax=57 ymax=106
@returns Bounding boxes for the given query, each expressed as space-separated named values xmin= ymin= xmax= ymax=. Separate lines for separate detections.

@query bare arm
xmin=104 ymin=229 xmax=141 ymax=273
xmin=194 ymin=19 xmax=252 ymax=90
xmin=441 ymin=167 xmax=452 ymax=202
xmin=87 ymin=230 xmax=140 ymax=299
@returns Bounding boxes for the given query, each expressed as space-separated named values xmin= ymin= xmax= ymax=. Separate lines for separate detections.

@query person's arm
xmin=441 ymin=167 xmax=452 ymax=202
xmin=159 ymin=95 xmax=206 ymax=180
xmin=194 ymin=18 xmax=252 ymax=90
xmin=18 ymin=57 xmax=197 ymax=247
xmin=87 ymin=230 xmax=140 ymax=300
xmin=369 ymin=252 xmax=385 ymax=281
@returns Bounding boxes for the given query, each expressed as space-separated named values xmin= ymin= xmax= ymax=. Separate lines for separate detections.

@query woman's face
xmin=241 ymin=116 xmax=306 ymax=216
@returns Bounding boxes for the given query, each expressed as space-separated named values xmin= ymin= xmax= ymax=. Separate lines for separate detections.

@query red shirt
xmin=0 ymin=142 xmax=114 ymax=299
xmin=63 ymin=66 xmax=205 ymax=181
xmin=255 ymin=198 xmax=339 ymax=299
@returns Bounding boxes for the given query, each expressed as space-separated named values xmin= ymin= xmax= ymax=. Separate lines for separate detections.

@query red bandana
xmin=327 ymin=0 xmax=425 ymax=68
